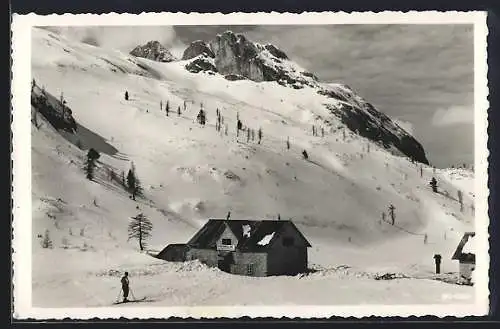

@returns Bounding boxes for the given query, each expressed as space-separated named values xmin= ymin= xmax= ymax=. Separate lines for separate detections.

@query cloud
xmin=431 ymin=106 xmax=474 ymax=126
xmin=393 ymin=119 xmax=414 ymax=135
xmin=43 ymin=26 xmax=180 ymax=52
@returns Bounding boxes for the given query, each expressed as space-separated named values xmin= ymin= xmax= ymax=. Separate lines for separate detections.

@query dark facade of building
xmin=156 ymin=243 xmax=188 ymax=262
xmin=157 ymin=219 xmax=311 ymax=277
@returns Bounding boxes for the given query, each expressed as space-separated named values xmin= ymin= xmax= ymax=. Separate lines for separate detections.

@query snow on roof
xmin=257 ymin=232 xmax=275 ymax=246
xmin=242 ymin=224 xmax=251 ymax=238
xmin=462 ymin=236 xmax=476 ymax=254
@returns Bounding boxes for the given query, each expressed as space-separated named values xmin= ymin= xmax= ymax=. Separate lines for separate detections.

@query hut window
xmin=222 ymin=238 xmax=232 ymax=245
xmin=283 ymin=237 xmax=294 ymax=247
xmin=246 ymin=263 xmax=255 ymax=275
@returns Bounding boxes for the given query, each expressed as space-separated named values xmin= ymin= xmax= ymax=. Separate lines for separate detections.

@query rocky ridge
xmin=130 ymin=41 xmax=176 ymax=63
xmin=181 ymin=30 xmax=429 ymax=164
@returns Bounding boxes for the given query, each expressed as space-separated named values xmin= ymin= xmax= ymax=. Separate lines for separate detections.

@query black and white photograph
xmin=11 ymin=11 xmax=489 ymax=318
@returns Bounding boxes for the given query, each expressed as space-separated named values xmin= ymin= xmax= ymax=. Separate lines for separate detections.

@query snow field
xmin=30 ymin=27 xmax=477 ymax=307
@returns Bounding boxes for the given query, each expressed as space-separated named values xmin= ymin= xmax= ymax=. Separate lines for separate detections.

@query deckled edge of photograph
xmin=11 ymin=10 xmax=490 ymax=320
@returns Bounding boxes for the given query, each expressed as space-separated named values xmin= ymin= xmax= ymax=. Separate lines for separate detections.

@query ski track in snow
xmin=30 ymin=27 xmax=476 ymax=307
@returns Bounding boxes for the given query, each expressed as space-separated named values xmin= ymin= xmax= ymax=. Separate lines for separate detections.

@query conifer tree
xmin=286 ymin=136 xmax=290 ymax=150
xmin=388 ymin=204 xmax=396 ymax=225
xmin=177 ymin=105 xmax=181 ymax=117
xmin=302 ymin=149 xmax=309 ymax=160
xmin=458 ymin=190 xmax=464 ymax=212
xmin=32 ymin=106 xmax=39 ymax=128
xmin=41 ymin=229 xmax=53 ymax=248
xmin=60 ymin=92 xmax=67 ymax=118
xmin=197 ymin=109 xmax=206 ymax=125
xmin=127 ymin=168 xmax=135 ymax=193
xmin=120 ymin=170 xmax=126 ymax=187
xmin=237 ymin=119 xmax=242 ymax=137
xmin=430 ymin=177 xmax=438 ymax=193
xmin=85 ymin=148 xmax=100 ymax=180
xmin=108 ymin=167 xmax=117 ymax=181
xmin=258 ymin=127 xmax=263 ymax=144
xmin=247 ymin=127 xmax=250 ymax=142
xmin=165 ymin=100 xmax=170 ymax=116
xmin=126 ymin=163 xmax=142 ymax=200
xmin=128 ymin=213 xmax=153 ymax=251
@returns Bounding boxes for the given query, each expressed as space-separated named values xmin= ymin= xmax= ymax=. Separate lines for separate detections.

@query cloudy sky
xmin=48 ymin=24 xmax=474 ymax=168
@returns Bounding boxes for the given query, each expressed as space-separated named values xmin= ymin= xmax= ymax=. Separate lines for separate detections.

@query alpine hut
xmin=157 ymin=219 xmax=312 ymax=277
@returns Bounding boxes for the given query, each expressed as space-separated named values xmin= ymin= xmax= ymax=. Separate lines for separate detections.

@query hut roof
xmin=452 ymin=232 xmax=476 ymax=260
xmin=187 ymin=219 xmax=311 ymax=251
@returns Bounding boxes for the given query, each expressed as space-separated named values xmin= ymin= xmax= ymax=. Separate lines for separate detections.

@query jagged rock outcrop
xmin=183 ymin=31 xmax=317 ymax=88
xmin=264 ymin=44 xmax=288 ymax=60
xmin=31 ymin=83 xmax=77 ymax=133
xmin=182 ymin=40 xmax=215 ymax=60
xmin=209 ymin=32 xmax=265 ymax=81
xmin=321 ymin=85 xmax=429 ymax=164
xmin=185 ymin=55 xmax=217 ymax=74
xmin=224 ymin=74 xmax=247 ymax=81
xmin=130 ymin=41 xmax=176 ymax=62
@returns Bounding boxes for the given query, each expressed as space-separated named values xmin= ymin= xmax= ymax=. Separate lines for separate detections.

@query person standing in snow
xmin=434 ymin=254 xmax=442 ymax=274
xmin=121 ymin=272 xmax=130 ymax=302
xmin=302 ymin=150 xmax=309 ymax=160
xmin=388 ymin=204 xmax=395 ymax=225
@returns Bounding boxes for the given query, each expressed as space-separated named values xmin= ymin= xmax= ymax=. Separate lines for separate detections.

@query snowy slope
xmin=31 ymin=27 xmax=476 ymax=307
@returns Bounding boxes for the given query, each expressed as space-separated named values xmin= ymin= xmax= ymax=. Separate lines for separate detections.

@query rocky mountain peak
xmin=182 ymin=30 xmax=316 ymax=89
xmin=182 ymin=40 xmax=215 ymax=60
xmin=130 ymin=41 xmax=176 ymax=63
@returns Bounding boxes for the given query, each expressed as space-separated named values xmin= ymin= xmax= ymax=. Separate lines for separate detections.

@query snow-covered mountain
xmin=130 ymin=40 xmax=176 ymax=62
xmin=181 ymin=31 xmax=428 ymax=164
xmin=30 ymin=27 xmax=476 ymax=307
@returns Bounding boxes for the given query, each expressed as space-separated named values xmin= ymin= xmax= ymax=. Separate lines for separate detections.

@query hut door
xmin=218 ymin=252 xmax=233 ymax=273
xmin=246 ymin=264 xmax=255 ymax=276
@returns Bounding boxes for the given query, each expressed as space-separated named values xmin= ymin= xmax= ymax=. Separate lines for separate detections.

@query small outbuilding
xmin=156 ymin=243 xmax=188 ymax=262
xmin=158 ymin=219 xmax=312 ymax=277
xmin=451 ymin=231 xmax=476 ymax=285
